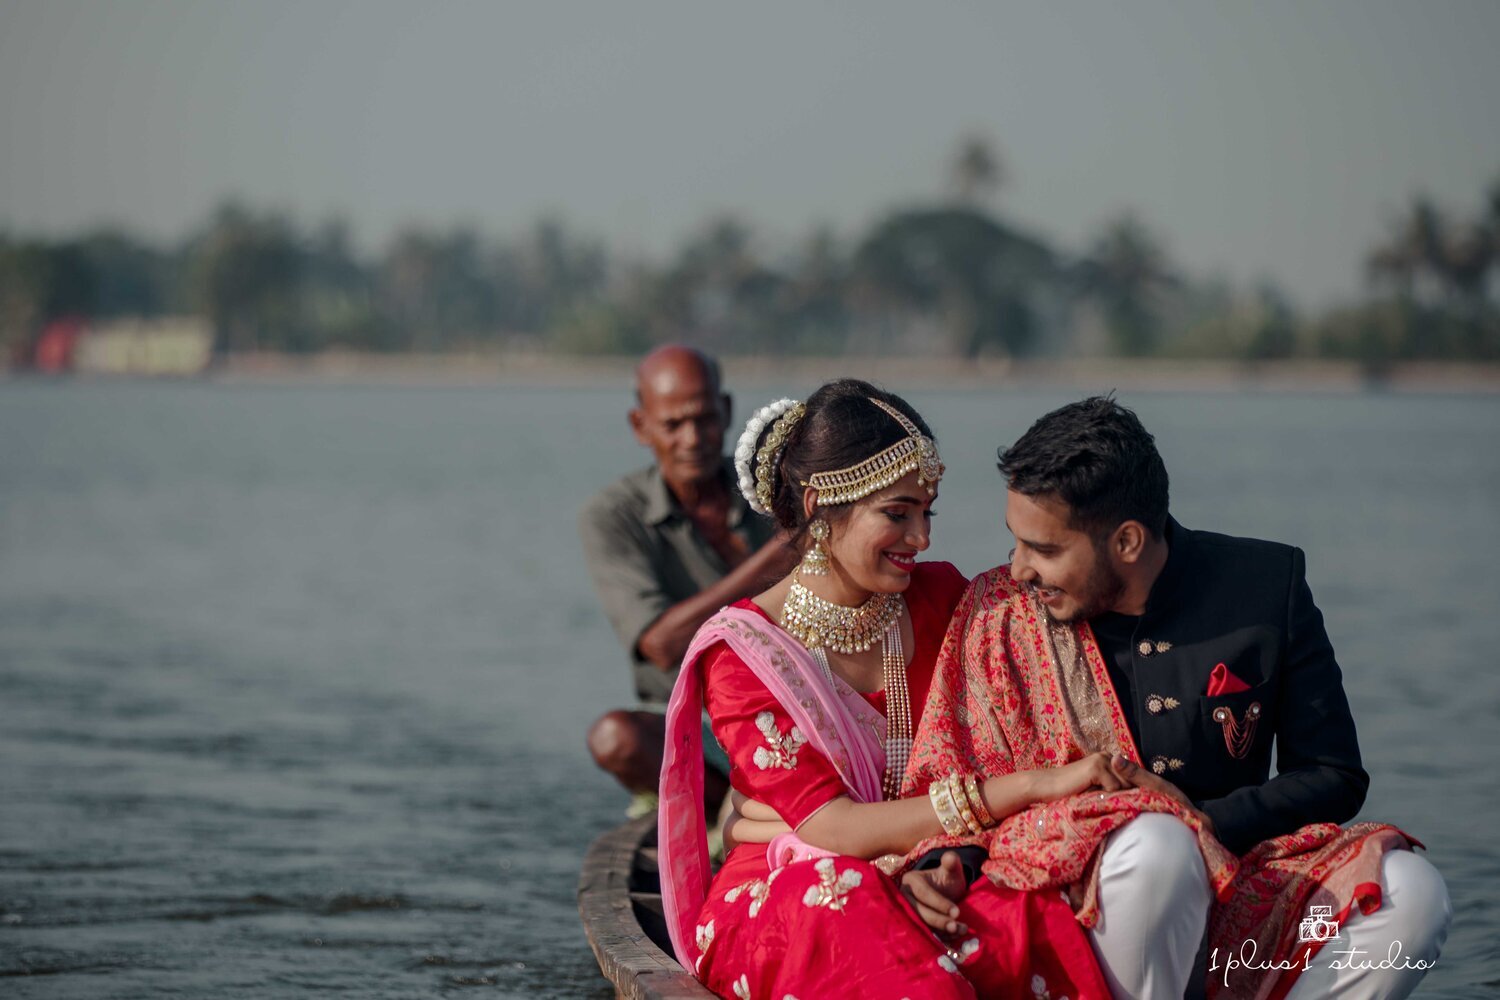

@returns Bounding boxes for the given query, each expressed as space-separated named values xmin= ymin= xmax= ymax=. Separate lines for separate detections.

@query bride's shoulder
xmin=912 ymin=560 xmax=1022 ymax=598
xmin=909 ymin=560 xmax=964 ymax=604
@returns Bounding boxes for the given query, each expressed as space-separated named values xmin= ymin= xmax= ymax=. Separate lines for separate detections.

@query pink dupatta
xmin=657 ymin=606 xmax=888 ymax=969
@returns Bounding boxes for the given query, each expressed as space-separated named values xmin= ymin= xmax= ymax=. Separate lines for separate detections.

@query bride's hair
xmin=750 ymin=379 xmax=934 ymax=540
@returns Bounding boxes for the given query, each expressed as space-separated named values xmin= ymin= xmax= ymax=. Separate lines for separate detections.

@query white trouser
xmin=1087 ymin=813 xmax=1212 ymax=1000
xmin=1283 ymin=849 xmax=1452 ymax=1000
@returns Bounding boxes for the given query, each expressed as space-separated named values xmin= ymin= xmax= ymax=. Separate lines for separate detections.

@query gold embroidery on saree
xmin=1040 ymin=598 xmax=1118 ymax=755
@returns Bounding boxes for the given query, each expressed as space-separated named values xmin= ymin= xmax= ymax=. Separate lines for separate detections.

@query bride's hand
xmin=1030 ymin=751 xmax=1129 ymax=802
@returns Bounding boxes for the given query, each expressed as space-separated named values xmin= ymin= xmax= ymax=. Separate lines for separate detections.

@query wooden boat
xmin=578 ymin=814 xmax=715 ymax=999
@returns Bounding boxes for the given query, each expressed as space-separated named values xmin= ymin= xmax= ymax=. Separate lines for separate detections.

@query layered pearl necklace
xmin=780 ymin=577 xmax=911 ymax=799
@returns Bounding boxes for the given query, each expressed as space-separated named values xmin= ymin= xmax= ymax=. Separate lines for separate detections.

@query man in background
xmin=579 ymin=345 xmax=792 ymax=817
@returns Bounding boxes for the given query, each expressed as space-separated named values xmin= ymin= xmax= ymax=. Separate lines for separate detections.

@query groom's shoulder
xmin=1179 ymin=523 xmax=1302 ymax=580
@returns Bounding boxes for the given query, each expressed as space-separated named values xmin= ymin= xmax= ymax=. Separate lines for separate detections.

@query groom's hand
xmin=1110 ymin=754 xmax=1217 ymax=836
xmin=900 ymin=850 xmax=970 ymax=935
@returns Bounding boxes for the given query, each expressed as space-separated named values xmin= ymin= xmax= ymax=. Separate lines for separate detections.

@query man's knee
xmin=1383 ymin=850 xmax=1453 ymax=955
xmin=1104 ymin=814 xmax=1208 ymax=897
xmin=587 ymin=709 xmax=666 ymax=789
xmin=1091 ymin=816 xmax=1208 ymax=999
xmin=587 ymin=710 xmax=641 ymax=769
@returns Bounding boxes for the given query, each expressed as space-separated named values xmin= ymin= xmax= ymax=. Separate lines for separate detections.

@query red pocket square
xmin=1207 ymin=662 xmax=1251 ymax=696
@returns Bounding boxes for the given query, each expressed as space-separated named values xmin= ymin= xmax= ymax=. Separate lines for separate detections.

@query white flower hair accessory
xmin=734 ymin=397 xmax=805 ymax=516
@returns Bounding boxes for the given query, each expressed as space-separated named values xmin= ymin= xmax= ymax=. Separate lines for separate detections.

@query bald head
xmin=635 ymin=344 xmax=722 ymax=406
xmin=629 ymin=345 xmax=731 ymax=492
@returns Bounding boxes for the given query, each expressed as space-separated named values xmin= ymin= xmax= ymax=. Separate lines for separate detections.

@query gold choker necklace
xmin=780 ymin=577 xmax=911 ymax=798
xmin=780 ymin=580 xmax=902 ymax=653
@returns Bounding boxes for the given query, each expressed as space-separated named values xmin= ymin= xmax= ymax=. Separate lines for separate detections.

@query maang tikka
xmin=800 ymin=519 xmax=831 ymax=576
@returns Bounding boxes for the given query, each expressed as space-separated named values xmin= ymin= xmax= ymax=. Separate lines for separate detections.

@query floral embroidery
xmin=800 ymin=857 xmax=862 ymax=911
xmin=724 ymin=879 xmax=772 ymax=917
xmin=1030 ymin=973 xmax=1069 ymax=1000
xmin=696 ymin=919 xmax=715 ymax=953
xmin=751 ymin=711 xmax=807 ymax=770
xmin=733 ymin=973 xmax=751 ymax=999
xmin=747 ymin=881 xmax=771 ymax=917
xmin=938 ymin=936 xmax=981 ymax=974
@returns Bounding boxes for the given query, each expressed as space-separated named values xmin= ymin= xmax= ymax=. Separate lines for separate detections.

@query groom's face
xmin=1005 ymin=489 xmax=1124 ymax=623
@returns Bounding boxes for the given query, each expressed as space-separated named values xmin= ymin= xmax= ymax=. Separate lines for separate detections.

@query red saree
xmin=658 ymin=562 xmax=1112 ymax=1000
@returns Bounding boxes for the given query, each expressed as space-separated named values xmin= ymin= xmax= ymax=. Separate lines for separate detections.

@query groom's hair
xmin=998 ymin=395 xmax=1169 ymax=540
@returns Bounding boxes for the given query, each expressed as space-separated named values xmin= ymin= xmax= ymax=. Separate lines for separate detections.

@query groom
xmin=906 ymin=397 xmax=1450 ymax=999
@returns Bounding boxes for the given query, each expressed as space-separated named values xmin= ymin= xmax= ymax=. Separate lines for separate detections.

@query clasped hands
xmin=903 ymin=752 xmax=1215 ymax=935
xmin=724 ymin=751 xmax=1213 ymax=936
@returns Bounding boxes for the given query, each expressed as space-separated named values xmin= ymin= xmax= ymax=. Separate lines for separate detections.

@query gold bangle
xmin=928 ymin=777 xmax=967 ymax=838
xmin=964 ymin=772 xmax=996 ymax=829
xmin=947 ymin=772 xmax=984 ymax=835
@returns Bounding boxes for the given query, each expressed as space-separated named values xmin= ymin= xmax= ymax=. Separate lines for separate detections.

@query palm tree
xmin=1080 ymin=214 xmax=1175 ymax=356
xmin=854 ymin=207 xmax=1054 ymax=358
xmin=949 ymin=134 xmax=1005 ymax=206
xmin=1362 ymin=189 xmax=1500 ymax=359
xmin=192 ymin=203 xmax=303 ymax=354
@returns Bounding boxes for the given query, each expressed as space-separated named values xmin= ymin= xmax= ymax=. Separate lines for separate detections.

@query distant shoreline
xmin=10 ymin=350 xmax=1500 ymax=394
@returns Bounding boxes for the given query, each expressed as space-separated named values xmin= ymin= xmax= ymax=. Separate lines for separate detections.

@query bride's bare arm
xmin=722 ymin=791 xmax=790 ymax=851
xmin=796 ymin=752 xmax=1125 ymax=859
xmin=732 ymin=790 xmax=783 ymax=823
xmin=722 ymin=813 xmax=792 ymax=853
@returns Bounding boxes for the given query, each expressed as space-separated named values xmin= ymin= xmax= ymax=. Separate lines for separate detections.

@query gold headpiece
xmin=805 ymin=398 xmax=944 ymax=505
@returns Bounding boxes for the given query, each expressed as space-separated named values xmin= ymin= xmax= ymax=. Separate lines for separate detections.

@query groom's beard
xmin=1042 ymin=552 xmax=1126 ymax=624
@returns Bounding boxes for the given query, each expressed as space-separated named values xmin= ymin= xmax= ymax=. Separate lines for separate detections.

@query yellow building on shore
xmin=71 ymin=318 xmax=213 ymax=376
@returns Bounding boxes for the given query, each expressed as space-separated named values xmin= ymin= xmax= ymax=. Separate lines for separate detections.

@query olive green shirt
xmin=578 ymin=461 xmax=776 ymax=704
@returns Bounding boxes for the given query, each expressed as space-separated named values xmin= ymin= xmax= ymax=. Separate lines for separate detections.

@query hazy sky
xmin=2 ymin=1 xmax=1497 ymax=308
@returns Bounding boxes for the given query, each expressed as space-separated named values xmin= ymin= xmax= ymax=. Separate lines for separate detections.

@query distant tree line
xmin=3 ymin=139 xmax=1496 ymax=366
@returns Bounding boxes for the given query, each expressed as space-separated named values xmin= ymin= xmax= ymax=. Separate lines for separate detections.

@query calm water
xmin=1 ymin=380 xmax=1496 ymax=998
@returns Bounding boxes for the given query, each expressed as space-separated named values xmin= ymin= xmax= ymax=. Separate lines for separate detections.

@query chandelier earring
xmin=800 ymin=519 xmax=831 ymax=576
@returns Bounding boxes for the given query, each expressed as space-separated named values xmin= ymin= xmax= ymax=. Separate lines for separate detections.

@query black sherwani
xmin=1087 ymin=517 xmax=1369 ymax=855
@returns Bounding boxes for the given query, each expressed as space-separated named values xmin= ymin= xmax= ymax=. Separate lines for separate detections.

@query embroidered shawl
xmin=897 ymin=565 xmax=1239 ymax=922
xmin=900 ymin=566 xmax=1409 ymax=1000
xmin=657 ymin=606 xmax=889 ymax=968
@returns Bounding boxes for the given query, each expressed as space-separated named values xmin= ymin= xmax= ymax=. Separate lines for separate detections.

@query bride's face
xmin=819 ymin=469 xmax=935 ymax=599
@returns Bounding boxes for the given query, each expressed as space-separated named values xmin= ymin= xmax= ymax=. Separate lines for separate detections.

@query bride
xmin=657 ymin=380 xmax=1127 ymax=999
